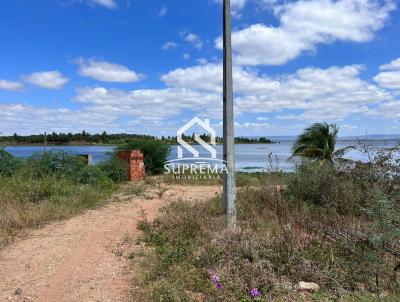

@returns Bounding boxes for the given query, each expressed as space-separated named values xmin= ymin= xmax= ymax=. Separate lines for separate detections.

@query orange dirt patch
xmin=0 ymin=184 xmax=221 ymax=302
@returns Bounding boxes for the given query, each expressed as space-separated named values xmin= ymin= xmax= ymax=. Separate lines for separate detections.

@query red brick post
xmin=117 ymin=150 xmax=145 ymax=181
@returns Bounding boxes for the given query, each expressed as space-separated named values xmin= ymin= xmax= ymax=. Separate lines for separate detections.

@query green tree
xmin=118 ymin=139 xmax=170 ymax=175
xmin=292 ymin=122 xmax=353 ymax=163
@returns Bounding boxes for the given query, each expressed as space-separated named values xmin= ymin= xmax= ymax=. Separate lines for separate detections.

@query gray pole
xmin=223 ymin=0 xmax=236 ymax=227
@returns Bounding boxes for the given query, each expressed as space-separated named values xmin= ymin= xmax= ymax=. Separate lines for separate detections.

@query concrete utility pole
xmin=223 ymin=0 xmax=236 ymax=227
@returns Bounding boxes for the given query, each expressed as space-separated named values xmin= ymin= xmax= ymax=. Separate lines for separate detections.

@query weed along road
xmin=0 ymin=184 xmax=221 ymax=302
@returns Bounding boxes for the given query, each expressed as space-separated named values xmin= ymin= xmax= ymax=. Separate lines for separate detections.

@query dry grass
xmin=0 ymin=151 xmax=123 ymax=247
xmin=0 ymin=176 xmax=116 ymax=247
xmin=131 ymin=153 xmax=400 ymax=301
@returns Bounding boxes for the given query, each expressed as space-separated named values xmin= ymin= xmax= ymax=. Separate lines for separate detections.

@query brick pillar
xmin=117 ymin=150 xmax=145 ymax=181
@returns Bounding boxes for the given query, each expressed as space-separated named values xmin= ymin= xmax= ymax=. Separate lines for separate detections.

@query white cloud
xmin=216 ymin=0 xmax=395 ymax=65
xmin=86 ymin=0 xmax=117 ymax=9
xmin=241 ymin=122 xmax=269 ymax=128
xmin=214 ymin=0 xmax=247 ymax=13
xmin=185 ymin=33 xmax=203 ymax=49
xmin=75 ymin=86 xmax=218 ymax=109
xmin=374 ymin=57 xmax=400 ymax=90
xmin=182 ymin=53 xmax=191 ymax=60
xmin=23 ymin=71 xmax=69 ymax=90
xmin=366 ymin=100 xmax=400 ymax=120
xmin=73 ymin=86 xmax=221 ymax=124
xmin=232 ymin=0 xmax=247 ymax=10
xmin=159 ymin=5 xmax=168 ymax=17
xmin=161 ymin=63 xmax=279 ymax=94
xmin=162 ymin=63 xmax=391 ymax=121
xmin=0 ymin=79 xmax=24 ymax=91
xmin=196 ymin=58 xmax=208 ymax=65
xmin=2 ymin=61 xmax=397 ymax=135
xmin=238 ymin=65 xmax=390 ymax=121
xmin=380 ymin=58 xmax=400 ymax=70
xmin=374 ymin=72 xmax=400 ymax=90
xmin=77 ymin=58 xmax=142 ymax=83
xmin=0 ymin=103 xmax=118 ymax=135
xmin=162 ymin=41 xmax=178 ymax=50
xmin=0 ymin=84 xmax=221 ymax=135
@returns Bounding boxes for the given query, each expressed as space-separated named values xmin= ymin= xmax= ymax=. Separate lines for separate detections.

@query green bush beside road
xmin=0 ymin=150 xmax=127 ymax=247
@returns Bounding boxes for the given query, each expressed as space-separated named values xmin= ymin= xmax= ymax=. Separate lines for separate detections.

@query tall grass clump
xmin=0 ymin=151 xmax=127 ymax=247
xmin=132 ymin=147 xmax=400 ymax=301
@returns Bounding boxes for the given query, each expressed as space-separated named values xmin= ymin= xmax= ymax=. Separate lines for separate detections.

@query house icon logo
xmin=164 ymin=116 xmax=227 ymax=180
xmin=177 ymin=116 xmax=217 ymax=159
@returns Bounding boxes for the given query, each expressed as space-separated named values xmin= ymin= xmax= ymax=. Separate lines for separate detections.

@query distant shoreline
xmin=3 ymin=139 xmax=400 ymax=148
xmin=1 ymin=141 xmax=277 ymax=147
xmin=1 ymin=143 xmax=116 ymax=147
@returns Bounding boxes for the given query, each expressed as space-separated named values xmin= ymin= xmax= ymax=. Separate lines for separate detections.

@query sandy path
xmin=0 ymin=184 xmax=221 ymax=302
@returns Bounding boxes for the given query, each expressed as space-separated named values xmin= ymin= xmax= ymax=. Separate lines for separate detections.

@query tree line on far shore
xmin=0 ymin=131 xmax=273 ymax=145
xmin=0 ymin=132 xmax=157 ymax=145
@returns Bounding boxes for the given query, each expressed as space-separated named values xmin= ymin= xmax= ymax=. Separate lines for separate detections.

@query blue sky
xmin=0 ymin=0 xmax=400 ymax=137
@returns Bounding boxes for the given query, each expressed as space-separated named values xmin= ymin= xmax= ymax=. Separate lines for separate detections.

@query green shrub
xmin=23 ymin=151 xmax=87 ymax=179
xmin=0 ymin=149 xmax=22 ymax=177
xmin=5 ymin=173 xmax=62 ymax=203
xmin=0 ymin=151 xmax=122 ymax=246
xmin=286 ymin=160 xmax=367 ymax=214
xmin=15 ymin=151 xmax=123 ymax=185
xmin=118 ymin=139 xmax=170 ymax=175
xmin=98 ymin=155 xmax=128 ymax=182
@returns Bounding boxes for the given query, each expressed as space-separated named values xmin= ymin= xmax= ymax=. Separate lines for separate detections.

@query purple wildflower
xmin=250 ymin=287 xmax=261 ymax=298
xmin=215 ymin=282 xmax=222 ymax=289
xmin=210 ymin=274 xmax=220 ymax=284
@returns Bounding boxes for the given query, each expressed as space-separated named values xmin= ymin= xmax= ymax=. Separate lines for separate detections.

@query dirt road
xmin=0 ymin=184 xmax=221 ymax=302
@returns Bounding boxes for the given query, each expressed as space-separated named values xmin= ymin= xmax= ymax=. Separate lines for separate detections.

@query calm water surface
xmin=4 ymin=139 xmax=399 ymax=172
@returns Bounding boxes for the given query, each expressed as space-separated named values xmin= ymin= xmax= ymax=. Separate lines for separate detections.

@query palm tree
xmin=292 ymin=122 xmax=354 ymax=163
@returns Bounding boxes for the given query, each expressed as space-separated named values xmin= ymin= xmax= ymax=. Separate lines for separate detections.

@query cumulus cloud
xmin=77 ymin=59 xmax=142 ymax=83
xmin=161 ymin=63 xmax=279 ymax=94
xmin=162 ymin=41 xmax=178 ymax=50
xmin=216 ymin=0 xmax=395 ymax=65
xmin=380 ymin=58 xmax=400 ymax=70
xmin=366 ymin=100 xmax=400 ymax=120
xmin=23 ymin=71 xmax=69 ymax=89
xmin=238 ymin=65 xmax=390 ymax=121
xmin=162 ymin=63 xmax=391 ymax=121
xmin=0 ymin=79 xmax=24 ymax=91
xmin=0 ymin=84 xmax=221 ymax=135
xmin=74 ymin=86 xmax=219 ymax=115
xmin=374 ymin=57 xmax=400 ymax=90
xmin=63 ymin=0 xmax=118 ymax=9
xmin=374 ymin=72 xmax=400 ymax=90
xmin=196 ymin=58 xmax=208 ymax=65
xmin=83 ymin=0 xmax=117 ymax=9
xmin=0 ymin=103 xmax=118 ymax=135
xmin=2 ymin=62 xmax=398 ymax=135
xmin=185 ymin=33 xmax=203 ymax=50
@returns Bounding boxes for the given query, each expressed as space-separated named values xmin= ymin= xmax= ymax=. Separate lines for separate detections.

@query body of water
xmin=4 ymin=139 xmax=399 ymax=172
xmin=4 ymin=145 xmax=116 ymax=165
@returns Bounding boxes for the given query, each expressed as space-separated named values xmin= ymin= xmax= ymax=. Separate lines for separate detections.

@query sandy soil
xmin=0 ymin=184 xmax=221 ymax=302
